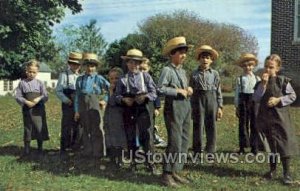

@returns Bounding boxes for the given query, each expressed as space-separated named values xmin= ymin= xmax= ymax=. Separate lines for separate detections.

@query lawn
xmin=0 ymin=92 xmax=300 ymax=191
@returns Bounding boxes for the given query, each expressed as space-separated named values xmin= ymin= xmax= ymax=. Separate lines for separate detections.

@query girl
xmin=104 ymin=67 xmax=127 ymax=168
xmin=253 ymin=54 xmax=298 ymax=185
xmin=15 ymin=59 xmax=49 ymax=156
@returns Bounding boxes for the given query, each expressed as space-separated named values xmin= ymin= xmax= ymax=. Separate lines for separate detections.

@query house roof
xmin=39 ymin=62 xmax=52 ymax=73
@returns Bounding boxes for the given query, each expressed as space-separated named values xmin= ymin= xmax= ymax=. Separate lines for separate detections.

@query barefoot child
xmin=15 ymin=59 xmax=49 ymax=155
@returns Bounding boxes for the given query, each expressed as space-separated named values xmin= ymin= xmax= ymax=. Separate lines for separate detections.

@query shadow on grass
xmin=0 ymin=145 xmax=162 ymax=187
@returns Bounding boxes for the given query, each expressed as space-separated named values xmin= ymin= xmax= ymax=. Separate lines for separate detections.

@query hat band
xmin=126 ymin=55 xmax=143 ymax=58
xmin=176 ymin=43 xmax=187 ymax=46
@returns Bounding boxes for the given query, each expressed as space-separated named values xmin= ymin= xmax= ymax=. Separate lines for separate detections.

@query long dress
xmin=255 ymin=76 xmax=298 ymax=157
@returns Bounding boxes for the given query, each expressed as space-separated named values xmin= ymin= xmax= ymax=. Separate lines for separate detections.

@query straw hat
xmin=195 ymin=45 xmax=219 ymax=60
xmin=82 ymin=53 xmax=100 ymax=66
xmin=236 ymin=53 xmax=258 ymax=67
xmin=121 ymin=49 xmax=147 ymax=61
xmin=162 ymin=36 xmax=193 ymax=56
xmin=68 ymin=52 xmax=82 ymax=64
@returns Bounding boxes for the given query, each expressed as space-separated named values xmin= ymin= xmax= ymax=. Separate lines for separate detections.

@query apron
xmin=22 ymin=92 xmax=49 ymax=141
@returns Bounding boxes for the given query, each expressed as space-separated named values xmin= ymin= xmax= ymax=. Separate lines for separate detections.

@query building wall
xmin=271 ymin=0 xmax=300 ymax=71
xmin=271 ymin=0 xmax=300 ymax=105
xmin=0 ymin=72 xmax=57 ymax=96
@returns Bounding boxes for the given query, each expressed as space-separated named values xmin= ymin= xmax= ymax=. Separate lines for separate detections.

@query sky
xmin=53 ymin=0 xmax=271 ymax=64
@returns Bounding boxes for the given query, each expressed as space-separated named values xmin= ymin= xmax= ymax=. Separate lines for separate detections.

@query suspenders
xmin=80 ymin=75 xmax=98 ymax=94
xmin=239 ymin=75 xmax=259 ymax=93
xmin=124 ymin=72 xmax=146 ymax=94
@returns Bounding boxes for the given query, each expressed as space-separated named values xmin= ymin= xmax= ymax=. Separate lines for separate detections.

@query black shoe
xmin=251 ymin=148 xmax=258 ymax=155
xmin=263 ymin=170 xmax=276 ymax=179
xmin=283 ymin=174 xmax=293 ymax=185
xmin=238 ymin=148 xmax=245 ymax=155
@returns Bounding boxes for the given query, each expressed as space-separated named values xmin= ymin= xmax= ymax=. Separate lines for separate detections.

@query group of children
xmin=15 ymin=36 xmax=298 ymax=187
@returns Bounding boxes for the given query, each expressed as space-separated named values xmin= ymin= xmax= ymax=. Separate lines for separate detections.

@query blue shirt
xmin=115 ymin=71 xmax=157 ymax=104
xmin=74 ymin=73 xmax=110 ymax=112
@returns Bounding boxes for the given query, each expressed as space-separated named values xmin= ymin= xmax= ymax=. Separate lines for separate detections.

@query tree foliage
xmin=55 ymin=19 xmax=107 ymax=74
xmin=105 ymin=10 xmax=258 ymax=83
xmin=0 ymin=0 xmax=82 ymax=80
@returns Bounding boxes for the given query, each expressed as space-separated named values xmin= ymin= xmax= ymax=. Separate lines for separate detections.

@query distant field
xmin=0 ymin=93 xmax=300 ymax=190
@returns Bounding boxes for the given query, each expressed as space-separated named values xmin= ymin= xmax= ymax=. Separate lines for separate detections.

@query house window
xmin=9 ymin=81 xmax=13 ymax=91
xmin=3 ymin=80 xmax=8 ymax=91
xmin=52 ymin=82 xmax=56 ymax=88
xmin=295 ymin=0 xmax=300 ymax=41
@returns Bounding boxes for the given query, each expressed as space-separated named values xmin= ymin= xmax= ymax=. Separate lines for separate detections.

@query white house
xmin=0 ymin=62 xmax=58 ymax=96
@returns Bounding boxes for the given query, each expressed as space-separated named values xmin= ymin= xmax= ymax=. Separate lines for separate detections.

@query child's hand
xmin=261 ymin=73 xmax=269 ymax=86
xmin=66 ymin=99 xmax=73 ymax=106
xmin=74 ymin=112 xmax=80 ymax=122
xmin=154 ymin=109 xmax=160 ymax=117
xmin=26 ymin=100 xmax=36 ymax=108
xmin=267 ymin=97 xmax=281 ymax=107
xmin=217 ymin=108 xmax=223 ymax=121
xmin=135 ymin=94 xmax=147 ymax=104
xmin=122 ymin=97 xmax=134 ymax=106
xmin=99 ymin=100 xmax=106 ymax=110
xmin=186 ymin=87 xmax=193 ymax=96
xmin=32 ymin=96 xmax=42 ymax=104
xmin=176 ymin=88 xmax=188 ymax=98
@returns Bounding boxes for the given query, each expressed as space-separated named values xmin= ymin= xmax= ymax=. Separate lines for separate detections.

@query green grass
xmin=0 ymin=93 xmax=300 ymax=190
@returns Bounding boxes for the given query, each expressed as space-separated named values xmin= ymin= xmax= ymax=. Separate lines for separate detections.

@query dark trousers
xmin=238 ymin=93 xmax=258 ymax=151
xmin=61 ymin=103 xmax=82 ymax=151
xmin=192 ymin=91 xmax=217 ymax=153
xmin=163 ymin=98 xmax=191 ymax=173
xmin=123 ymin=103 xmax=154 ymax=163
xmin=79 ymin=94 xmax=104 ymax=158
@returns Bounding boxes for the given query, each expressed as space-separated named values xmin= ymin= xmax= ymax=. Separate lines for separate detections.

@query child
xmin=115 ymin=49 xmax=158 ymax=174
xmin=234 ymin=53 xmax=260 ymax=154
xmin=139 ymin=59 xmax=167 ymax=148
xmin=74 ymin=53 xmax=110 ymax=162
xmin=56 ymin=52 xmax=82 ymax=155
xmin=104 ymin=67 xmax=127 ymax=168
xmin=253 ymin=54 xmax=298 ymax=185
xmin=158 ymin=36 xmax=193 ymax=187
xmin=190 ymin=45 xmax=223 ymax=156
xmin=15 ymin=59 xmax=49 ymax=156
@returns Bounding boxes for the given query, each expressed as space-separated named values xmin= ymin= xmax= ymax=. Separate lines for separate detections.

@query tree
xmin=105 ymin=10 xmax=258 ymax=84
xmin=0 ymin=0 xmax=82 ymax=80
xmin=55 ymin=19 xmax=107 ymax=74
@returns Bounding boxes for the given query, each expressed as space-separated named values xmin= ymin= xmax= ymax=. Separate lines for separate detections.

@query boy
xmin=190 ymin=45 xmax=223 ymax=156
xmin=234 ymin=53 xmax=260 ymax=154
xmin=253 ymin=54 xmax=298 ymax=185
xmin=115 ymin=49 xmax=158 ymax=174
xmin=139 ymin=59 xmax=167 ymax=148
xmin=74 ymin=53 xmax=110 ymax=162
xmin=56 ymin=52 xmax=82 ymax=155
xmin=158 ymin=36 xmax=193 ymax=187
xmin=15 ymin=59 xmax=49 ymax=156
